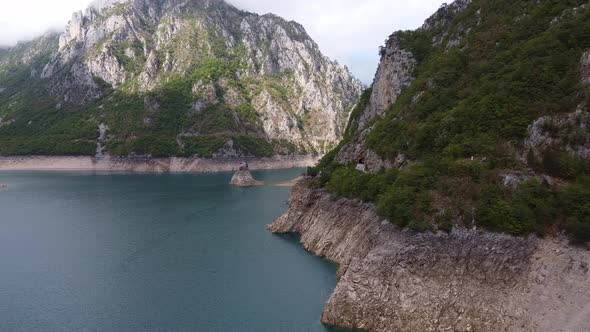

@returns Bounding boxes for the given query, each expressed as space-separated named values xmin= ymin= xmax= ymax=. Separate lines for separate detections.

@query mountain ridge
xmin=0 ymin=0 xmax=362 ymax=158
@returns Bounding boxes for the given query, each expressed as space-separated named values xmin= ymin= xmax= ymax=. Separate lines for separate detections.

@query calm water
xmin=0 ymin=169 xmax=341 ymax=332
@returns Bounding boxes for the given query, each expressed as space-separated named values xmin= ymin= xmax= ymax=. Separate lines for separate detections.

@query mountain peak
xmin=0 ymin=0 xmax=361 ymax=159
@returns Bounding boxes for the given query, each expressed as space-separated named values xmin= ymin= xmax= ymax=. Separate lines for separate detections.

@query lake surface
xmin=0 ymin=169 xmax=341 ymax=332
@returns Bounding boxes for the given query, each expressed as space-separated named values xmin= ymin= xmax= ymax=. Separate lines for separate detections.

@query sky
xmin=0 ymin=0 xmax=446 ymax=83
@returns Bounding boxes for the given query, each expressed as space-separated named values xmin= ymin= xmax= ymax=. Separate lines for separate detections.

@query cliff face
xmin=269 ymin=181 xmax=590 ymax=332
xmin=0 ymin=0 xmax=362 ymax=158
xmin=336 ymin=0 xmax=474 ymax=171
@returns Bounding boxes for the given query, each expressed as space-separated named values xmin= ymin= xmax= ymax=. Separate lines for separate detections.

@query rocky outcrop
xmin=335 ymin=33 xmax=416 ymax=170
xmin=522 ymin=49 xmax=590 ymax=162
xmin=269 ymin=181 xmax=590 ymax=332
xmin=358 ymin=36 xmax=416 ymax=131
xmin=525 ymin=106 xmax=590 ymax=159
xmin=230 ymin=169 xmax=263 ymax=187
xmin=421 ymin=0 xmax=473 ymax=46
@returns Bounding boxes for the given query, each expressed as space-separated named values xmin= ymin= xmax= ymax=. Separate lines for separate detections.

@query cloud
xmin=0 ymin=0 xmax=89 ymax=46
xmin=0 ymin=0 xmax=446 ymax=83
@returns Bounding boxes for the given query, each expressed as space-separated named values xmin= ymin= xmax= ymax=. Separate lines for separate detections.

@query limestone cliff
xmin=269 ymin=180 xmax=590 ymax=332
xmin=0 ymin=0 xmax=362 ymax=158
xmin=337 ymin=0 xmax=474 ymax=170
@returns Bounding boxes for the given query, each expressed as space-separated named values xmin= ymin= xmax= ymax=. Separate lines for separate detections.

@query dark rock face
xmin=269 ymin=181 xmax=590 ymax=332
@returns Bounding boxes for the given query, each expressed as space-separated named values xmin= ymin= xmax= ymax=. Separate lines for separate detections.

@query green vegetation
xmin=367 ymin=0 xmax=590 ymax=164
xmin=0 ymin=35 xmax=97 ymax=156
xmin=344 ymin=88 xmax=372 ymax=140
xmin=111 ymin=41 xmax=146 ymax=74
xmin=312 ymin=151 xmax=590 ymax=243
xmin=310 ymin=0 xmax=590 ymax=244
xmin=182 ymin=136 xmax=227 ymax=157
xmin=181 ymin=135 xmax=273 ymax=158
xmin=0 ymin=34 xmax=293 ymax=158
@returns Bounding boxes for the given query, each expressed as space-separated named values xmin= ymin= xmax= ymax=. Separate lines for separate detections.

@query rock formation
xmin=269 ymin=180 xmax=590 ymax=332
xmin=230 ymin=161 xmax=263 ymax=187
xmin=0 ymin=0 xmax=362 ymax=158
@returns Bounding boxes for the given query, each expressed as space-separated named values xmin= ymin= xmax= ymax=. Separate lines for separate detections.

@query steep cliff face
xmin=337 ymin=0 xmax=474 ymax=170
xmin=269 ymin=181 xmax=590 ymax=332
xmin=0 ymin=0 xmax=362 ymax=158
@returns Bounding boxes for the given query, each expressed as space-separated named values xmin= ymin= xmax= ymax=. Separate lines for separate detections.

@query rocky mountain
xmin=276 ymin=1 xmax=590 ymax=330
xmin=310 ymin=0 xmax=590 ymax=243
xmin=0 ymin=0 xmax=362 ymax=158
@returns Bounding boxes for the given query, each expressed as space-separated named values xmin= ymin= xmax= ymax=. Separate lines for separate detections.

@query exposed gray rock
xmin=139 ymin=50 xmax=160 ymax=91
xmin=192 ymin=80 xmax=218 ymax=104
xmin=582 ymin=50 xmax=590 ymax=84
xmin=525 ymin=107 xmax=590 ymax=159
xmin=230 ymin=161 xmax=263 ymax=187
xmin=551 ymin=2 xmax=589 ymax=26
xmin=269 ymin=181 xmax=590 ymax=332
xmin=42 ymin=61 xmax=103 ymax=105
xmin=421 ymin=0 xmax=473 ymax=42
xmin=0 ymin=155 xmax=318 ymax=172
xmin=501 ymin=172 xmax=533 ymax=188
xmin=230 ymin=169 xmax=263 ymax=187
xmin=96 ymin=123 xmax=109 ymax=157
xmin=359 ymin=35 xmax=416 ymax=130
xmin=86 ymin=49 xmax=127 ymax=87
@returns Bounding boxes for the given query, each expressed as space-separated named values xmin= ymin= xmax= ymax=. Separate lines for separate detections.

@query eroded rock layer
xmin=269 ymin=181 xmax=590 ymax=332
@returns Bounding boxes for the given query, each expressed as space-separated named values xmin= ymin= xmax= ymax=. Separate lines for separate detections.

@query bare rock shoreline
xmin=0 ymin=156 xmax=317 ymax=173
xmin=268 ymin=180 xmax=590 ymax=332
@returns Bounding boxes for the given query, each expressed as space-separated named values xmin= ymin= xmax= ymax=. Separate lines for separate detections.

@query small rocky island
xmin=230 ymin=162 xmax=263 ymax=187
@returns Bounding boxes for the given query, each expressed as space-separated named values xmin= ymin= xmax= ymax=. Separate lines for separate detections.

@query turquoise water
xmin=0 ymin=169 xmax=340 ymax=332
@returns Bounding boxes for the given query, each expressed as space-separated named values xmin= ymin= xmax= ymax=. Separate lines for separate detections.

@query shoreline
xmin=0 ymin=155 xmax=317 ymax=173
xmin=268 ymin=180 xmax=590 ymax=332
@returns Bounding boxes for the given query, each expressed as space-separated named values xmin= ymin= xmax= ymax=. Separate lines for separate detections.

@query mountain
xmin=0 ymin=0 xmax=362 ymax=158
xmin=311 ymin=0 xmax=590 ymax=242
xmin=270 ymin=1 xmax=590 ymax=331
